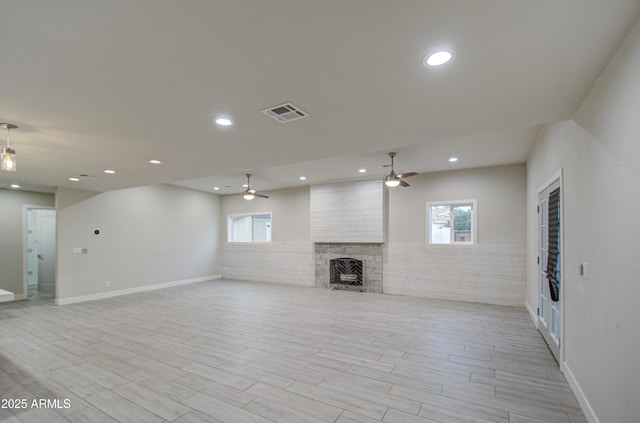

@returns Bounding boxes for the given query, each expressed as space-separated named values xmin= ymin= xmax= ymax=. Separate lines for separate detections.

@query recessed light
xmin=10 ymin=184 xmax=20 ymax=189
xmin=148 ymin=159 xmax=162 ymax=165
xmin=299 ymin=176 xmax=307 ymax=181
xmin=68 ymin=177 xmax=80 ymax=182
xmin=359 ymin=168 xmax=367 ymax=173
xmin=423 ymin=50 xmax=455 ymax=67
xmin=104 ymin=169 xmax=116 ymax=174
xmin=448 ymin=156 xmax=459 ymax=163
xmin=215 ymin=117 xmax=233 ymax=126
xmin=242 ymin=184 xmax=249 ymax=188
xmin=213 ymin=186 xmax=220 ymax=191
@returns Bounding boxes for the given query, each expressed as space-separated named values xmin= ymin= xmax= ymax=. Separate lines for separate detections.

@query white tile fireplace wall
xmin=310 ymin=180 xmax=386 ymax=292
xmin=310 ymin=180 xmax=385 ymax=243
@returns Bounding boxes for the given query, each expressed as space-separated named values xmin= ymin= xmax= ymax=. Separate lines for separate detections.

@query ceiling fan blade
xmin=399 ymin=179 xmax=410 ymax=187
xmin=397 ymin=172 xmax=418 ymax=179
xmin=254 ymin=193 xmax=269 ymax=199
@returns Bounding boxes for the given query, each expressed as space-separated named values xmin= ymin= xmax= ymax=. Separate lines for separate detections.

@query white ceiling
xmin=1 ymin=1 xmax=639 ymax=195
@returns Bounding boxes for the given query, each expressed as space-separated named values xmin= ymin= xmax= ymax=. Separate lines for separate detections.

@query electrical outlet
xmin=106 ymin=280 xmax=111 ymax=288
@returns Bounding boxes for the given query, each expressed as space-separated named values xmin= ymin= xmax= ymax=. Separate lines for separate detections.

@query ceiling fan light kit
xmin=384 ymin=175 xmax=401 ymax=187
xmin=0 ymin=123 xmax=18 ymax=172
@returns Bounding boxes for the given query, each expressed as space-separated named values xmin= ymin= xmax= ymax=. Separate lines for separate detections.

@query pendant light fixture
xmin=0 ymin=123 xmax=18 ymax=172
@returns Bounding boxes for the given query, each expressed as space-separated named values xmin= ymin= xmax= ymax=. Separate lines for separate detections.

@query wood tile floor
xmin=0 ymin=280 xmax=586 ymax=423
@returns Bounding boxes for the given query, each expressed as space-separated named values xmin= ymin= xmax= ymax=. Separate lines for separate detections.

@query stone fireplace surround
xmin=314 ymin=242 xmax=383 ymax=293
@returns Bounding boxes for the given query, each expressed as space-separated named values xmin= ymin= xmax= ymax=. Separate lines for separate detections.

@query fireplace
xmin=314 ymin=243 xmax=383 ymax=293
xmin=330 ymin=258 xmax=363 ymax=286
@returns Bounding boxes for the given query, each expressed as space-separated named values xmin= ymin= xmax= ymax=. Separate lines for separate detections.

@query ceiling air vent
xmin=262 ymin=102 xmax=309 ymax=123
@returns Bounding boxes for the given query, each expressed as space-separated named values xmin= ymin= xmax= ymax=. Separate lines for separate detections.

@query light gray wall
xmin=384 ymin=164 xmax=527 ymax=306
xmin=56 ymin=184 xmax=222 ymax=301
xmin=220 ymin=186 xmax=312 ymax=285
xmin=388 ymin=164 xmax=526 ymax=244
xmin=0 ymin=189 xmax=55 ymax=298
xmin=221 ymin=185 xmax=310 ymax=242
xmin=526 ymin=16 xmax=640 ymax=423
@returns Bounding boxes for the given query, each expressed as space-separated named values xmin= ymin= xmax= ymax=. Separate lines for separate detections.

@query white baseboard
xmin=0 ymin=289 xmax=15 ymax=302
xmin=525 ymin=301 xmax=538 ymax=328
xmin=563 ymin=362 xmax=599 ymax=423
xmin=55 ymin=275 xmax=222 ymax=305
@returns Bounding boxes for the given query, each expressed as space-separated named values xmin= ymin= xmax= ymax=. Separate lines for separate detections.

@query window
xmin=227 ymin=213 xmax=272 ymax=242
xmin=427 ymin=200 xmax=477 ymax=245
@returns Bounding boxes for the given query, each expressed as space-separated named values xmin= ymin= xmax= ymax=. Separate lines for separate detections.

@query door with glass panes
xmin=538 ymin=179 xmax=561 ymax=363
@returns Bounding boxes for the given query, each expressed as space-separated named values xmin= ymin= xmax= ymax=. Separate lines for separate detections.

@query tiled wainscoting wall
xmin=223 ymin=241 xmax=526 ymax=306
xmin=384 ymin=242 xmax=526 ymax=306
xmin=222 ymin=242 xmax=314 ymax=286
xmin=314 ymin=243 xmax=383 ymax=293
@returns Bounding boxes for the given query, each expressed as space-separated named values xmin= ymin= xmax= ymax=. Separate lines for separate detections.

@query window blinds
xmin=546 ymin=187 xmax=561 ymax=301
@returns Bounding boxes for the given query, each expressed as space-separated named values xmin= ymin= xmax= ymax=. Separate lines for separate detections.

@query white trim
xmin=536 ymin=169 xmax=563 ymax=194
xmin=227 ymin=211 xmax=272 ymax=243
xmin=536 ymin=169 xmax=564 ymax=366
xmin=0 ymin=289 xmax=15 ymax=302
xmin=55 ymin=275 xmax=221 ymax=305
xmin=563 ymin=362 xmax=599 ymax=423
xmin=426 ymin=199 xmax=477 ymax=246
xmin=525 ymin=301 xmax=538 ymax=327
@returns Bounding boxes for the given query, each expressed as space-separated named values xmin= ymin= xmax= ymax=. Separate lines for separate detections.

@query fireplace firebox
xmin=330 ymin=258 xmax=363 ymax=286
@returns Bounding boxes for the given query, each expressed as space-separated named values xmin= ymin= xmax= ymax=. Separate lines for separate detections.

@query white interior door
xmin=538 ymin=179 xmax=561 ymax=363
xmin=37 ymin=210 xmax=56 ymax=296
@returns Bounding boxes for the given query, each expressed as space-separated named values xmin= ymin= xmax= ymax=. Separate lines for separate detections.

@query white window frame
xmin=227 ymin=212 xmax=272 ymax=243
xmin=426 ymin=199 xmax=477 ymax=245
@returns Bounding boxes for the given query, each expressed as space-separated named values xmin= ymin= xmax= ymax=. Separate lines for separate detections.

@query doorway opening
xmin=24 ymin=207 xmax=56 ymax=300
xmin=537 ymin=172 xmax=562 ymax=365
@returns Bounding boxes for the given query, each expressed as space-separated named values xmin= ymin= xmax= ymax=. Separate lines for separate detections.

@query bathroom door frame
xmin=22 ymin=205 xmax=56 ymax=300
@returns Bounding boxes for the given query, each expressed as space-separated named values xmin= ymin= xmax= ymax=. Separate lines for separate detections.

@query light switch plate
xmin=580 ymin=262 xmax=588 ymax=278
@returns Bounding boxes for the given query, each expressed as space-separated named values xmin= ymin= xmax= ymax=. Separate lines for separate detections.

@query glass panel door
xmin=538 ymin=180 xmax=561 ymax=364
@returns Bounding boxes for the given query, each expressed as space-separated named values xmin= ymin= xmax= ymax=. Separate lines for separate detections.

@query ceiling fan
xmin=383 ymin=152 xmax=418 ymax=187
xmin=242 ymin=173 xmax=269 ymax=200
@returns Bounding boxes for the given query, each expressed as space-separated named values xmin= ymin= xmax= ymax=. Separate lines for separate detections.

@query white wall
xmin=221 ymin=186 xmax=310 ymax=242
xmin=385 ymin=164 xmax=527 ymax=306
xmin=388 ymin=164 xmax=526 ymax=244
xmin=56 ymin=184 xmax=222 ymax=303
xmin=526 ymin=17 xmax=640 ymax=423
xmin=221 ymin=186 xmax=314 ymax=286
xmin=0 ymin=189 xmax=55 ymax=298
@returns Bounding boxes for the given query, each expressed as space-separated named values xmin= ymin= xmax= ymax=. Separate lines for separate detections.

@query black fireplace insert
xmin=330 ymin=257 xmax=363 ymax=286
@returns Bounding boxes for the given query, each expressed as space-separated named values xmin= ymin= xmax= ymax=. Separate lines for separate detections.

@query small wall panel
xmin=310 ymin=180 xmax=384 ymax=243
